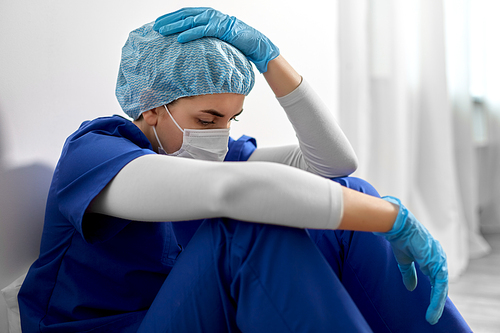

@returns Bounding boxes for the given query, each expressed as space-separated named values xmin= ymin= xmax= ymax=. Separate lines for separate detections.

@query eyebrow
xmin=201 ymin=109 xmax=244 ymax=118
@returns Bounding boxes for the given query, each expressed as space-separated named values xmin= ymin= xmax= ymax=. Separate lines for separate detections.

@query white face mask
xmin=152 ymin=105 xmax=230 ymax=162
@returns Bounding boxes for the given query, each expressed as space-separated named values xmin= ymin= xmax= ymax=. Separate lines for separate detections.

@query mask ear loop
xmin=152 ymin=126 xmax=166 ymax=154
xmin=164 ymin=105 xmax=184 ymax=133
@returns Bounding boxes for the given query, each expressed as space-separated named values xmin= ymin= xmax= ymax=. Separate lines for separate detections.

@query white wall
xmin=0 ymin=0 xmax=339 ymax=169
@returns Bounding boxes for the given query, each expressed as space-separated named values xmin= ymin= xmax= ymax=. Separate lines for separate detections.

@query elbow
xmin=336 ymin=154 xmax=359 ymax=177
xmin=320 ymin=154 xmax=358 ymax=178
xmin=206 ymin=163 xmax=247 ymax=218
xmin=345 ymin=154 xmax=359 ymax=175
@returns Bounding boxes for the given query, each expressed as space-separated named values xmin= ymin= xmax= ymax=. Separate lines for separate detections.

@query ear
xmin=141 ymin=107 xmax=163 ymax=126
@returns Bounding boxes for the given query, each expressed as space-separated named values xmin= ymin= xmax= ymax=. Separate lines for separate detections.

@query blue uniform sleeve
xmin=225 ymin=135 xmax=257 ymax=162
xmin=55 ymin=116 xmax=156 ymax=242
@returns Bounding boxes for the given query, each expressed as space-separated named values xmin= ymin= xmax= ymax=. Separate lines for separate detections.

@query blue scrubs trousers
xmin=137 ymin=177 xmax=471 ymax=332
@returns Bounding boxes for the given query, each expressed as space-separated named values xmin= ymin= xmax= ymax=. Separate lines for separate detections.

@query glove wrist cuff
xmin=374 ymin=196 xmax=408 ymax=240
xmin=253 ymin=47 xmax=280 ymax=73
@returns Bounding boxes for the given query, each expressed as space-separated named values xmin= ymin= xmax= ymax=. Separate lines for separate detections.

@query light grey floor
xmin=448 ymin=232 xmax=500 ymax=333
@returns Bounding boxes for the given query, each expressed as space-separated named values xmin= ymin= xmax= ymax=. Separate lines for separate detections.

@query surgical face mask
xmin=152 ymin=105 xmax=230 ymax=162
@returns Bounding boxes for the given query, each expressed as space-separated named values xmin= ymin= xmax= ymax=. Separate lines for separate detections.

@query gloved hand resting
xmin=374 ymin=196 xmax=448 ymax=325
xmin=153 ymin=7 xmax=280 ymax=73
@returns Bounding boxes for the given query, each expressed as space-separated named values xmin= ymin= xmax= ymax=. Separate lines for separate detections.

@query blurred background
xmin=1 ymin=0 xmax=499 ymax=331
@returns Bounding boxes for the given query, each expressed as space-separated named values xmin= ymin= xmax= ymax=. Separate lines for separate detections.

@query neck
xmin=133 ymin=119 xmax=159 ymax=152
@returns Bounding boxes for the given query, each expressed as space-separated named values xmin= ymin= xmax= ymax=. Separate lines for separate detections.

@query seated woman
xmin=18 ymin=7 xmax=471 ymax=333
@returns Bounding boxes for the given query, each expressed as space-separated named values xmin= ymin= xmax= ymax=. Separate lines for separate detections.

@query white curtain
xmin=444 ymin=0 xmax=492 ymax=258
xmin=337 ymin=0 xmax=490 ymax=279
xmin=472 ymin=1 xmax=500 ymax=234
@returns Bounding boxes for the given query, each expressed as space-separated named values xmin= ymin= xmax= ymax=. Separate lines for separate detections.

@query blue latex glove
xmin=153 ymin=7 xmax=280 ymax=73
xmin=374 ymin=196 xmax=448 ymax=325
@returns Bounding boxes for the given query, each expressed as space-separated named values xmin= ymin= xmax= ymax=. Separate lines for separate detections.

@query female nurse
xmin=18 ymin=7 xmax=471 ymax=333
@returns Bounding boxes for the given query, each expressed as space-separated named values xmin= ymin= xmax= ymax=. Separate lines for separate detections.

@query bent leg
xmin=138 ymin=218 xmax=373 ymax=333
xmin=309 ymin=177 xmax=471 ymax=332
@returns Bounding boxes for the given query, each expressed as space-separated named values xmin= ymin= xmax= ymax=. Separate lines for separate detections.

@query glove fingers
xmin=157 ymin=11 xmax=226 ymax=42
xmin=426 ymin=278 xmax=448 ymax=325
xmin=177 ymin=26 xmax=212 ymax=43
xmin=398 ymin=262 xmax=417 ymax=291
xmin=157 ymin=20 xmax=193 ymax=36
xmin=157 ymin=12 xmax=213 ymax=36
xmin=154 ymin=7 xmax=211 ymax=30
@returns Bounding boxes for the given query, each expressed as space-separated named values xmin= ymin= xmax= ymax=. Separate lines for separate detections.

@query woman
xmin=18 ymin=7 xmax=470 ymax=332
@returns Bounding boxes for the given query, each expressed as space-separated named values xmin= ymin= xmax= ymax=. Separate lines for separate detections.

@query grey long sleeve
xmin=248 ymin=79 xmax=358 ymax=178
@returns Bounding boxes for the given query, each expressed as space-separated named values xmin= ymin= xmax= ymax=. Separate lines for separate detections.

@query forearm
xmin=263 ymin=55 xmax=302 ymax=97
xmin=338 ymin=187 xmax=397 ymax=232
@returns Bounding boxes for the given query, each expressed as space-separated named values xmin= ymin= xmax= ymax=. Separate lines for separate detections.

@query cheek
xmin=159 ymin=118 xmax=184 ymax=153
xmin=165 ymin=129 xmax=184 ymax=153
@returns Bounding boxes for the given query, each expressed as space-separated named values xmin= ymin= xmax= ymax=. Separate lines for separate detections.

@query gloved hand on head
xmin=153 ymin=7 xmax=280 ymax=73
xmin=374 ymin=196 xmax=448 ymax=325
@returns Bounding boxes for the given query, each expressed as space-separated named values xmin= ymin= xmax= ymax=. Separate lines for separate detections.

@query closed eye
xmin=198 ymin=109 xmax=244 ymax=123
xmin=198 ymin=119 xmax=216 ymax=126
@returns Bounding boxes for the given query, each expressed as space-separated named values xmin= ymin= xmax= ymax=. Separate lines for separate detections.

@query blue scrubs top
xmin=18 ymin=115 xmax=257 ymax=333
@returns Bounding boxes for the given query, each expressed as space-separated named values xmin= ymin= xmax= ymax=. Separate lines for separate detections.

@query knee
xmin=330 ymin=176 xmax=380 ymax=197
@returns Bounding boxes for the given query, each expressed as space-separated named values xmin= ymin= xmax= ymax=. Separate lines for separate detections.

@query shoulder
xmin=225 ymin=135 xmax=257 ymax=162
xmin=56 ymin=115 xmax=155 ymax=193
xmin=68 ymin=115 xmax=152 ymax=150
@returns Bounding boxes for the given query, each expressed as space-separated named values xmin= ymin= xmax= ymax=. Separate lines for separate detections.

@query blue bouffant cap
xmin=116 ymin=22 xmax=255 ymax=120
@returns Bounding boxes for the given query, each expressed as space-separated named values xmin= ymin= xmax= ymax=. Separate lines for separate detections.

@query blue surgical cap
xmin=116 ymin=22 xmax=255 ymax=120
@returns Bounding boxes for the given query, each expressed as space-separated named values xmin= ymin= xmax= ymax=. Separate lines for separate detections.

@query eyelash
xmin=198 ymin=116 xmax=239 ymax=125
xmin=198 ymin=119 xmax=215 ymax=126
